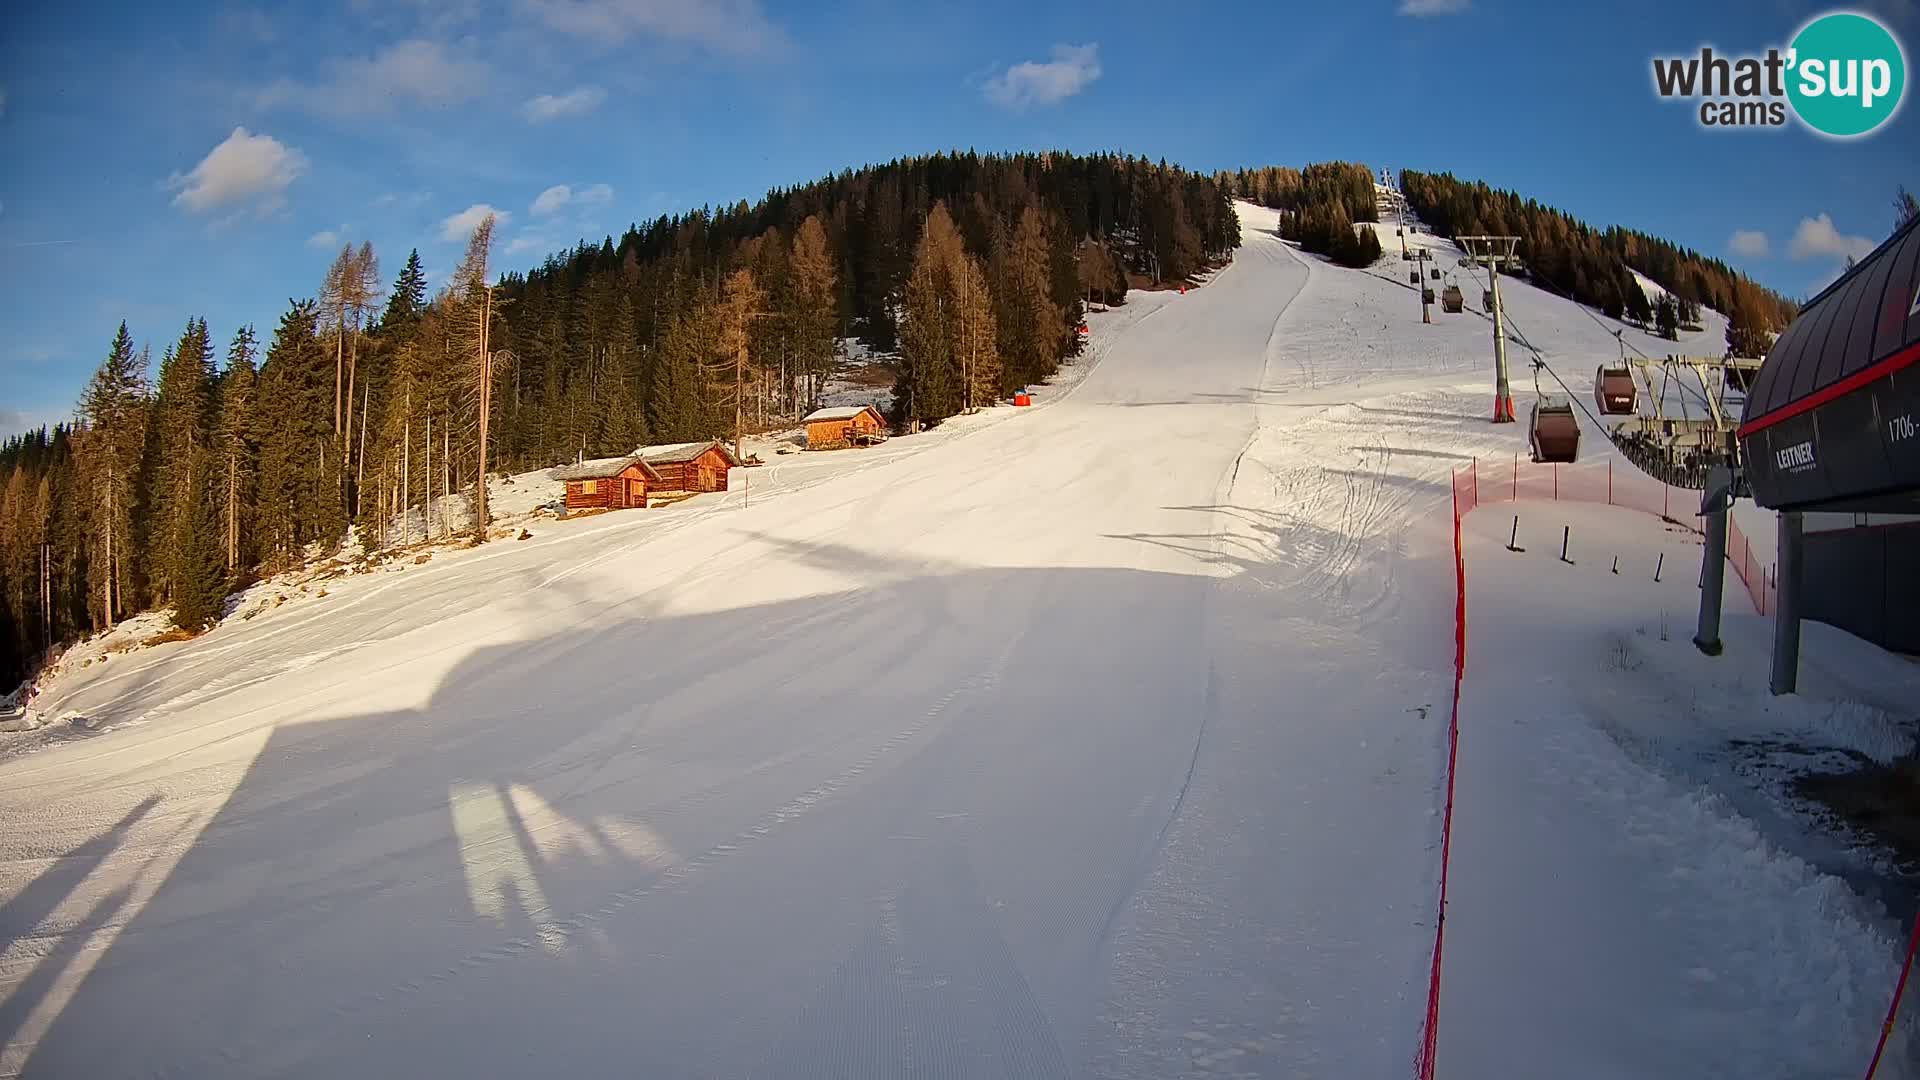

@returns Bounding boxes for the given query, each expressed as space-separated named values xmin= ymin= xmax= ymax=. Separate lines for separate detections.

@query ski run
xmin=1 ymin=201 xmax=1913 ymax=1078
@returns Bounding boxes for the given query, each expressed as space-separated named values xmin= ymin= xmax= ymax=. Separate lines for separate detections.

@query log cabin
xmin=803 ymin=405 xmax=888 ymax=450
xmin=551 ymin=455 xmax=661 ymax=512
xmin=637 ymin=441 xmax=739 ymax=494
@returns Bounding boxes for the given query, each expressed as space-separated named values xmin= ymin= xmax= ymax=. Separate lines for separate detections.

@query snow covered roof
xmin=636 ymin=440 xmax=740 ymax=466
xmin=549 ymin=455 xmax=660 ymax=481
xmin=803 ymin=405 xmax=882 ymax=423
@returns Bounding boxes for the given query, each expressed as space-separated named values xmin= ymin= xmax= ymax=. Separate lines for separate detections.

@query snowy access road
xmin=0 ymin=216 xmax=1459 ymax=1078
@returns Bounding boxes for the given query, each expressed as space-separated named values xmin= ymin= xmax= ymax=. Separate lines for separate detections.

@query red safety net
xmin=1422 ymin=455 xmax=1782 ymax=1079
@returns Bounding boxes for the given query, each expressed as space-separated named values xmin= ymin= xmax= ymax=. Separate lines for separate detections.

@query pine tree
xmin=1618 ymin=267 xmax=1653 ymax=327
xmin=169 ymin=448 xmax=227 ymax=632
xmin=381 ymin=250 xmax=429 ymax=334
xmin=651 ymin=294 xmax=718 ymax=442
xmin=1896 ymin=186 xmax=1919 ymax=234
xmin=150 ymin=317 xmax=216 ymax=600
xmin=1654 ymin=295 xmax=1679 ymax=340
xmin=218 ymin=326 xmax=258 ymax=571
xmin=254 ymin=301 xmax=328 ymax=564
xmin=79 ymin=324 xmax=149 ymax=628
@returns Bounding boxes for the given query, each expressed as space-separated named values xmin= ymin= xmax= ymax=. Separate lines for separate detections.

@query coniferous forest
xmin=1396 ymin=170 xmax=1798 ymax=347
xmin=1216 ymin=163 xmax=1384 ymax=267
xmin=0 ymin=151 xmax=1241 ymax=687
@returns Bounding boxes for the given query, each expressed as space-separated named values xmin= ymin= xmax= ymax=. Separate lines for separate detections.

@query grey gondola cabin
xmin=803 ymin=405 xmax=888 ymax=450
xmin=553 ymin=455 xmax=661 ymax=512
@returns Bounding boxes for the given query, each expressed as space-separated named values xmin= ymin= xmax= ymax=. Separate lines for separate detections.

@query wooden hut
xmin=552 ymin=455 xmax=661 ymax=512
xmin=638 ymin=440 xmax=738 ymax=494
xmin=803 ymin=405 xmax=888 ymax=450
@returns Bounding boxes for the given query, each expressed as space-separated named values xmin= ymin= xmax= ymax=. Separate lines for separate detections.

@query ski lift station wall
xmin=1738 ymin=214 xmax=1920 ymax=657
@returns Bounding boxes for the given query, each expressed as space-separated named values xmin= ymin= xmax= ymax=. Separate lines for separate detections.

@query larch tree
xmin=788 ymin=216 xmax=840 ymax=415
xmin=710 ymin=268 xmax=766 ymax=462
xmin=993 ymin=205 xmax=1063 ymax=393
xmin=448 ymin=214 xmax=500 ymax=541
xmin=897 ymin=202 xmax=984 ymax=426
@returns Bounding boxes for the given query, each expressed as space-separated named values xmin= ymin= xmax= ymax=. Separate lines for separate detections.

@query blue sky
xmin=2 ymin=0 xmax=1915 ymax=435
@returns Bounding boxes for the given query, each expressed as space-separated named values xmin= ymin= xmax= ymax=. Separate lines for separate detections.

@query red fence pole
xmin=1864 ymin=912 xmax=1920 ymax=1079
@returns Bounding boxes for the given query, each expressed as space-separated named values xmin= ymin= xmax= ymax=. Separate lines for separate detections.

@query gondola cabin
xmin=1594 ymin=366 xmax=1637 ymax=415
xmin=552 ymin=455 xmax=661 ymax=512
xmin=1441 ymin=285 xmax=1464 ymax=313
xmin=1482 ymin=289 xmax=1495 ymax=313
xmin=803 ymin=405 xmax=888 ymax=450
xmin=1529 ymin=397 xmax=1581 ymax=463
xmin=637 ymin=440 xmax=738 ymax=493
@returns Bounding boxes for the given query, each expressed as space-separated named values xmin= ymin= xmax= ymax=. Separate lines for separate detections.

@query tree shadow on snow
xmin=4 ymin=561 xmax=1260 ymax=1079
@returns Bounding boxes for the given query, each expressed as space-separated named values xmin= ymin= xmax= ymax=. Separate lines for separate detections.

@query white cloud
xmin=983 ymin=43 xmax=1101 ymax=109
xmin=531 ymin=184 xmax=572 ymax=215
xmin=166 ymin=127 xmax=307 ymax=214
xmin=441 ymin=203 xmax=509 ymax=241
xmin=530 ymin=182 xmax=613 ymax=215
xmin=518 ymin=0 xmax=779 ymax=54
xmin=505 ymin=232 xmax=550 ymax=256
xmin=308 ymin=227 xmax=349 ymax=249
xmin=1788 ymin=213 xmax=1877 ymax=262
xmin=257 ymin=39 xmax=485 ymax=116
xmin=1729 ymin=229 xmax=1770 ymax=258
xmin=1398 ymin=0 xmax=1470 ymax=13
xmin=522 ymin=86 xmax=607 ymax=122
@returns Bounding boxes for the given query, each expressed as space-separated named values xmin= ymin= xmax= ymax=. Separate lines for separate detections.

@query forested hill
xmin=494 ymin=152 xmax=1240 ymax=460
xmin=0 ymin=151 xmax=1240 ymax=688
xmin=1397 ymin=170 xmax=1798 ymax=349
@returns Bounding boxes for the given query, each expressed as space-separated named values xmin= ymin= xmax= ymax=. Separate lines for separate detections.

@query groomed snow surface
xmin=0 ymin=203 xmax=1912 ymax=1078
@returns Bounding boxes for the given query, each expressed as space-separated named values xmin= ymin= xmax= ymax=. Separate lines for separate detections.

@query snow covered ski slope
xmin=0 ymin=203 xmax=1907 ymax=1078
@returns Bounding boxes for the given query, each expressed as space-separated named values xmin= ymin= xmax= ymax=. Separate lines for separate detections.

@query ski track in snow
xmin=0 ymin=203 xmax=1908 ymax=1079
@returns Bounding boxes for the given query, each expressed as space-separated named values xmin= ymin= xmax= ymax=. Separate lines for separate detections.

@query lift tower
xmin=1458 ymin=236 xmax=1522 ymax=423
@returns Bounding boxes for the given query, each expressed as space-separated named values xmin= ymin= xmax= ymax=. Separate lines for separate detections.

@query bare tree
xmin=450 ymin=215 xmax=502 ymax=542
